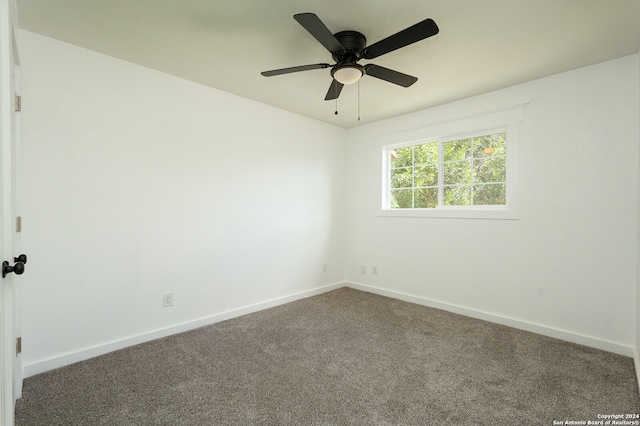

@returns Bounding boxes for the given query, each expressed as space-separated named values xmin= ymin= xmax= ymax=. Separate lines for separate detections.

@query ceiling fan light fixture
xmin=332 ymin=64 xmax=364 ymax=85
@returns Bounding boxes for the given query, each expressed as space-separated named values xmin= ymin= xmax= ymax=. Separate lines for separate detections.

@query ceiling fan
xmin=261 ymin=13 xmax=439 ymax=101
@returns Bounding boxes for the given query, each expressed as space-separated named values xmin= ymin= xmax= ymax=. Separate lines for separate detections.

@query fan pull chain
xmin=358 ymin=79 xmax=361 ymax=121
xmin=334 ymin=83 xmax=339 ymax=115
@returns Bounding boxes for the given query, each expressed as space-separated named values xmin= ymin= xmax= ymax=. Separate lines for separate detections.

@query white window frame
xmin=379 ymin=104 xmax=525 ymax=220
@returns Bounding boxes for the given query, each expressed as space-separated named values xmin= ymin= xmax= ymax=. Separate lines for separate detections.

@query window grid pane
xmin=443 ymin=160 xmax=471 ymax=185
xmin=390 ymin=167 xmax=413 ymax=189
xmin=415 ymin=165 xmax=438 ymax=187
xmin=473 ymin=183 xmax=507 ymax=205
xmin=414 ymin=187 xmax=438 ymax=208
xmin=390 ymin=189 xmax=413 ymax=208
xmin=444 ymin=185 xmax=471 ymax=206
xmin=473 ymin=156 xmax=506 ymax=183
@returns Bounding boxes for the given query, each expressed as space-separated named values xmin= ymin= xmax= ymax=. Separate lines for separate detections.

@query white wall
xmin=345 ymin=54 xmax=640 ymax=355
xmin=18 ymin=31 xmax=346 ymax=376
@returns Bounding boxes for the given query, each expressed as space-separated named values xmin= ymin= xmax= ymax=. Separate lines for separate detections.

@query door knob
xmin=2 ymin=254 xmax=27 ymax=278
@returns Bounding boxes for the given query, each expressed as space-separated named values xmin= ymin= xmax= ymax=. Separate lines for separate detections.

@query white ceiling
xmin=15 ymin=0 xmax=640 ymax=129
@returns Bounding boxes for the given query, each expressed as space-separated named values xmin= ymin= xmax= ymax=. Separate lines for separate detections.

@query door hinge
xmin=16 ymin=216 xmax=22 ymax=233
xmin=16 ymin=337 xmax=21 ymax=355
xmin=14 ymin=94 xmax=21 ymax=112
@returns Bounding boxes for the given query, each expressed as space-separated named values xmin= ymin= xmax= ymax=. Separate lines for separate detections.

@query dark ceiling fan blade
xmin=364 ymin=64 xmax=418 ymax=87
xmin=294 ymin=13 xmax=345 ymax=53
xmin=362 ymin=18 xmax=439 ymax=59
xmin=324 ymin=79 xmax=344 ymax=100
xmin=261 ymin=63 xmax=331 ymax=77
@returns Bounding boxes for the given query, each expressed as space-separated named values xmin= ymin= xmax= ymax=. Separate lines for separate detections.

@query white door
xmin=0 ymin=0 xmax=21 ymax=424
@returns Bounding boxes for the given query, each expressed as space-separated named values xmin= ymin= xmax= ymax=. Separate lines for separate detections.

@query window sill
xmin=378 ymin=207 xmax=518 ymax=220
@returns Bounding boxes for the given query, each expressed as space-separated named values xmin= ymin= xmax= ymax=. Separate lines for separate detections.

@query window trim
xmin=378 ymin=104 xmax=525 ymax=220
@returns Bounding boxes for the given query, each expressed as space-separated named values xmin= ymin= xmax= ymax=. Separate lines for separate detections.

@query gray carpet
xmin=15 ymin=288 xmax=640 ymax=425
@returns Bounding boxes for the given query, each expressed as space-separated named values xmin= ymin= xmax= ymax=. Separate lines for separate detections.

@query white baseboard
xmin=23 ymin=282 xmax=345 ymax=378
xmin=23 ymin=280 xmax=635 ymax=379
xmin=346 ymin=282 xmax=634 ymax=357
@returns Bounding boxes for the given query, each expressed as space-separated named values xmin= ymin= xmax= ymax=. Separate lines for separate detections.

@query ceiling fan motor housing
xmin=331 ymin=30 xmax=367 ymax=64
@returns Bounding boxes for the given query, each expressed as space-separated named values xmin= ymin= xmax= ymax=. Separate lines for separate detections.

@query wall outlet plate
xmin=163 ymin=292 xmax=174 ymax=307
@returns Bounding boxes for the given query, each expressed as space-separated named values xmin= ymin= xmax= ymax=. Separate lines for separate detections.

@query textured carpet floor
xmin=15 ymin=288 xmax=640 ymax=425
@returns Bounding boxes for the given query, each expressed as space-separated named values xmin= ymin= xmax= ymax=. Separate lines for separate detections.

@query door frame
xmin=0 ymin=0 xmax=20 ymax=424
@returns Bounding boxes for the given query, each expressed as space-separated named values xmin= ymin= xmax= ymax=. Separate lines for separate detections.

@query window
xmin=379 ymin=104 xmax=524 ymax=219
xmin=389 ymin=131 xmax=507 ymax=209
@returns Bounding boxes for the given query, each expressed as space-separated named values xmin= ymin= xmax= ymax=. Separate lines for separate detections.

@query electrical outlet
xmin=372 ymin=265 xmax=378 ymax=275
xmin=163 ymin=292 xmax=174 ymax=307
xmin=322 ymin=264 xmax=327 ymax=273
